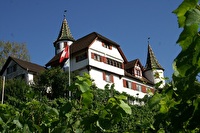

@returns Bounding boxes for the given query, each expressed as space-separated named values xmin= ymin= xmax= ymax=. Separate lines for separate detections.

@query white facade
xmin=61 ymin=37 xmax=156 ymax=98
xmin=0 ymin=57 xmax=45 ymax=85
xmin=89 ymin=39 xmax=124 ymax=76
xmin=1 ymin=60 xmax=34 ymax=84
xmin=89 ymin=67 xmax=154 ymax=98
xmin=47 ymin=17 xmax=164 ymax=99
xmin=144 ymin=69 xmax=165 ymax=88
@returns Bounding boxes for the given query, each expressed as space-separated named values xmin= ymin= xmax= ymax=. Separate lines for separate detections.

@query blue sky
xmin=0 ymin=0 xmax=183 ymax=79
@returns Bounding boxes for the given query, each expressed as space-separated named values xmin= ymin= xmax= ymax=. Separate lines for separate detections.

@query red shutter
xmin=132 ymin=82 xmax=136 ymax=90
xmin=104 ymin=57 xmax=107 ymax=63
xmin=103 ymin=57 xmax=105 ymax=63
xmin=110 ymin=75 xmax=114 ymax=83
xmin=123 ymin=79 xmax=127 ymax=87
xmin=100 ymin=56 xmax=103 ymax=62
xmin=142 ymin=86 xmax=146 ymax=93
xmin=122 ymin=63 xmax=124 ymax=69
xmin=103 ymin=72 xmax=106 ymax=81
xmin=91 ymin=52 xmax=95 ymax=59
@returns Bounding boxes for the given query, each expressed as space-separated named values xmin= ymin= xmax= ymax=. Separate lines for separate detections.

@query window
xmin=91 ymin=52 xmax=102 ymax=62
xmin=123 ymin=80 xmax=133 ymax=89
xmin=105 ymin=74 xmax=110 ymax=82
xmin=141 ymin=86 xmax=147 ymax=93
xmin=127 ymin=81 xmax=132 ymax=89
xmin=102 ymin=42 xmax=112 ymax=50
xmin=106 ymin=57 xmax=123 ymax=69
xmin=134 ymin=63 xmax=142 ymax=77
xmin=134 ymin=67 xmax=142 ymax=78
xmin=135 ymin=69 xmax=141 ymax=76
xmin=154 ymin=72 xmax=160 ymax=79
xmin=103 ymin=72 xmax=114 ymax=83
xmin=136 ymin=84 xmax=142 ymax=92
xmin=116 ymin=62 xmax=122 ymax=68
xmin=92 ymin=53 xmax=123 ymax=69
xmin=94 ymin=54 xmax=101 ymax=62
xmin=64 ymin=42 xmax=68 ymax=48
xmin=76 ymin=52 xmax=88 ymax=62
xmin=7 ymin=64 xmax=17 ymax=74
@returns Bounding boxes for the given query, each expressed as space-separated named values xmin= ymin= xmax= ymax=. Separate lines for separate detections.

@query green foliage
xmin=0 ymin=73 xmax=142 ymax=132
xmin=149 ymin=0 xmax=200 ymax=132
xmin=35 ymin=67 xmax=78 ymax=99
xmin=0 ymin=78 xmax=40 ymax=107
xmin=0 ymin=41 xmax=30 ymax=69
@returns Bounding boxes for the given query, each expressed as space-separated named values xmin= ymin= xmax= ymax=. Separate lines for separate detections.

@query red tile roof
xmin=125 ymin=59 xmax=144 ymax=70
xmin=46 ymin=32 xmax=128 ymax=67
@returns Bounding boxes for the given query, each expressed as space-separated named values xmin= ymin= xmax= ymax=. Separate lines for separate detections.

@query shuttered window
xmin=103 ymin=72 xmax=114 ymax=83
xmin=141 ymin=86 xmax=146 ymax=93
xmin=132 ymin=82 xmax=136 ymax=90
xmin=123 ymin=79 xmax=127 ymax=87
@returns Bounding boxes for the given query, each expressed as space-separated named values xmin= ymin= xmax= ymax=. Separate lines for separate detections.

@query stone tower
xmin=144 ymin=44 xmax=165 ymax=88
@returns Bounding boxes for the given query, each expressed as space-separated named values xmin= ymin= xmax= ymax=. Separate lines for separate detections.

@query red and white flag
xmin=59 ymin=45 xmax=69 ymax=63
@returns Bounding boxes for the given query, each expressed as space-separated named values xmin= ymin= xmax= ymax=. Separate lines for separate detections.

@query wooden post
xmin=1 ymin=76 xmax=5 ymax=104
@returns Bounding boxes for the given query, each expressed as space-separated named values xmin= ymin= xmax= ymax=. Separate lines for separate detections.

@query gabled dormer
xmin=102 ymin=41 xmax=112 ymax=50
xmin=125 ymin=59 xmax=143 ymax=79
xmin=54 ymin=15 xmax=75 ymax=55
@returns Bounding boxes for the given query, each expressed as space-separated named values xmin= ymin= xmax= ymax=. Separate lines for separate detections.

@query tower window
xmin=154 ymin=72 xmax=160 ymax=78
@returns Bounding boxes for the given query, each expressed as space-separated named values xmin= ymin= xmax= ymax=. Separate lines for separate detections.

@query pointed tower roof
xmin=145 ymin=44 xmax=164 ymax=71
xmin=54 ymin=16 xmax=75 ymax=44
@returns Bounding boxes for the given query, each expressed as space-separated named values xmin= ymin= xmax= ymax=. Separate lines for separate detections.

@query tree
xmin=0 ymin=41 xmax=30 ymax=69
xmin=34 ymin=67 xmax=78 ymax=99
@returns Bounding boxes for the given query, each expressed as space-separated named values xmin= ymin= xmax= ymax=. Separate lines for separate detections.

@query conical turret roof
xmin=145 ymin=44 xmax=164 ymax=71
xmin=55 ymin=17 xmax=75 ymax=43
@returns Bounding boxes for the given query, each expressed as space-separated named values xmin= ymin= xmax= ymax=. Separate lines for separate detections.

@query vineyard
xmin=1 ymin=0 xmax=200 ymax=132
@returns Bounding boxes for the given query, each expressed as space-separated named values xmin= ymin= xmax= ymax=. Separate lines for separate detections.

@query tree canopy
xmin=0 ymin=41 xmax=30 ymax=69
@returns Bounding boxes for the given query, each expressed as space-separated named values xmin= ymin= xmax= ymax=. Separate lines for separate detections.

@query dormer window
xmin=134 ymin=64 xmax=142 ymax=78
xmin=102 ymin=42 xmax=112 ymax=50
xmin=135 ymin=69 xmax=141 ymax=76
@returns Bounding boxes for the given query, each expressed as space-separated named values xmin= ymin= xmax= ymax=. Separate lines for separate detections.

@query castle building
xmin=46 ymin=16 xmax=165 ymax=98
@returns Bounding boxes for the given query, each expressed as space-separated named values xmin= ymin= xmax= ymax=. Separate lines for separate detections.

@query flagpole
xmin=1 ymin=76 xmax=5 ymax=104
xmin=68 ymin=44 xmax=71 ymax=101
